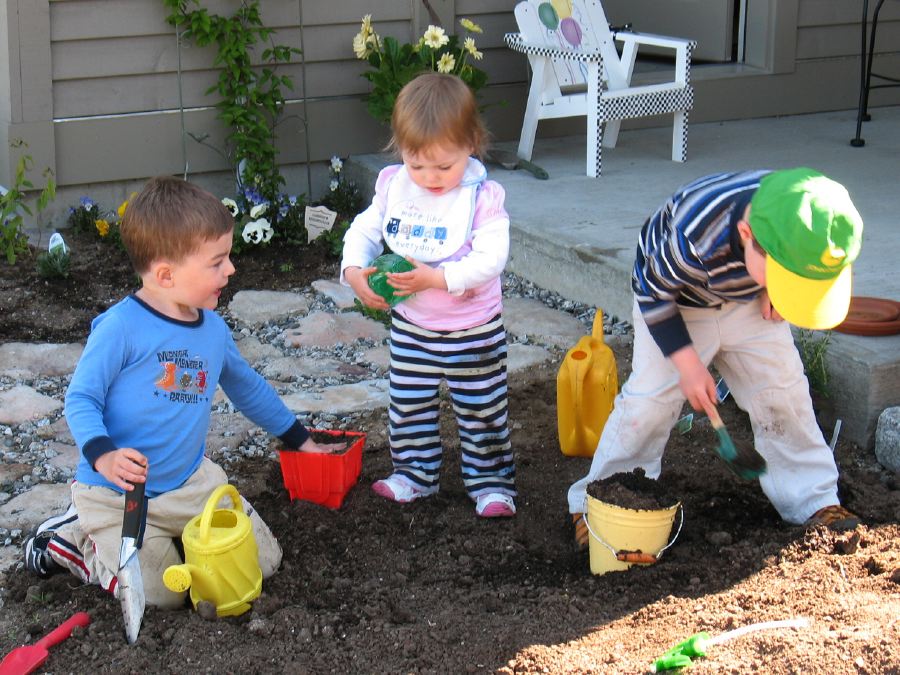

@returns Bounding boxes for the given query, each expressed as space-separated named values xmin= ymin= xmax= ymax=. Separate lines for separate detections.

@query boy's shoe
xmin=24 ymin=530 xmax=62 ymax=578
xmin=23 ymin=503 xmax=77 ymax=578
xmin=475 ymin=493 xmax=516 ymax=518
xmin=573 ymin=513 xmax=589 ymax=551
xmin=372 ymin=474 xmax=435 ymax=504
xmin=806 ymin=505 xmax=861 ymax=531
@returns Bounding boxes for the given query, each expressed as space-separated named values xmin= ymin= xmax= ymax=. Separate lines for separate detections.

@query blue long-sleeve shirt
xmin=66 ymin=295 xmax=308 ymax=497
xmin=632 ymin=170 xmax=771 ymax=356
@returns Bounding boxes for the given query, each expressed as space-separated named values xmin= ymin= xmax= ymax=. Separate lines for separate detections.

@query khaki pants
xmin=52 ymin=458 xmax=282 ymax=608
xmin=568 ymin=299 xmax=840 ymax=524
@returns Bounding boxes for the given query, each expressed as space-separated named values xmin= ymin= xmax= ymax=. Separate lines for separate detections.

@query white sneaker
xmin=371 ymin=474 xmax=436 ymax=503
xmin=475 ymin=493 xmax=516 ymax=518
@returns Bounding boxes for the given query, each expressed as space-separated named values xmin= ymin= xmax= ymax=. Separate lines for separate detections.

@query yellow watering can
xmin=557 ymin=310 xmax=618 ymax=457
xmin=162 ymin=484 xmax=262 ymax=617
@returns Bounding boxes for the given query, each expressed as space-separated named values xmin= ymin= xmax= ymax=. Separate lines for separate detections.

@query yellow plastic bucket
xmin=584 ymin=494 xmax=682 ymax=575
xmin=163 ymin=484 xmax=262 ymax=616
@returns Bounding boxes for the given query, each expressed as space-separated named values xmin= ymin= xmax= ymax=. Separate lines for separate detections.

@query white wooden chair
xmin=505 ymin=0 xmax=696 ymax=177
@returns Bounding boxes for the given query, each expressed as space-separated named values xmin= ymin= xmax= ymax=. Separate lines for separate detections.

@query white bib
xmin=382 ymin=168 xmax=477 ymax=263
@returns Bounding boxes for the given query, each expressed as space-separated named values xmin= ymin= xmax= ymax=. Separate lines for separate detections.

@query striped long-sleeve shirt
xmin=632 ymin=170 xmax=771 ymax=356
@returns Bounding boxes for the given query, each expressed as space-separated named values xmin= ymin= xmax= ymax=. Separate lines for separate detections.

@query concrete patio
xmin=348 ymin=105 xmax=900 ymax=449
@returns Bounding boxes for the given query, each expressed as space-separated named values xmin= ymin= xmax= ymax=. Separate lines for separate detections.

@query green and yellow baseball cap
xmin=749 ymin=168 xmax=863 ymax=329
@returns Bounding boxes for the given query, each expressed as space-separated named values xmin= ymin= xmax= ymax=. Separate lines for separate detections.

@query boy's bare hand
xmin=345 ymin=265 xmax=390 ymax=311
xmin=759 ymin=289 xmax=783 ymax=322
xmin=387 ymin=257 xmax=446 ymax=296
xmin=95 ymin=448 xmax=148 ymax=491
xmin=669 ymin=345 xmax=718 ymax=413
xmin=298 ymin=437 xmax=347 ymax=454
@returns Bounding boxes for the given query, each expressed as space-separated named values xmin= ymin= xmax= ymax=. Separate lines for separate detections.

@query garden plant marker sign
xmin=305 ymin=205 xmax=338 ymax=243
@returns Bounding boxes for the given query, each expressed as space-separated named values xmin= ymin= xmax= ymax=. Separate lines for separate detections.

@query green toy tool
xmin=651 ymin=618 xmax=809 ymax=672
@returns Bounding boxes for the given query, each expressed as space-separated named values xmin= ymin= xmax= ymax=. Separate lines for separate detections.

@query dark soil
xmin=1 ymin=232 xmax=899 ymax=674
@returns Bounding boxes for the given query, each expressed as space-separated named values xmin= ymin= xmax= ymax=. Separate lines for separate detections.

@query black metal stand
xmin=852 ymin=0 xmax=900 ymax=147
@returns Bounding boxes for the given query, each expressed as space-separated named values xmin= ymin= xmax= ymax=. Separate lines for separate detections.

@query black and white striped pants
xmin=388 ymin=312 xmax=516 ymax=498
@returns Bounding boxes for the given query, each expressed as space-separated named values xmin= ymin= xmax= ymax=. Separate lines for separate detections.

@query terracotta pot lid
xmin=833 ymin=296 xmax=900 ymax=336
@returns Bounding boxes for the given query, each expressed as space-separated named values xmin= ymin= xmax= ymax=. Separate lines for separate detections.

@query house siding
xmin=1 ymin=0 xmax=898 ymax=194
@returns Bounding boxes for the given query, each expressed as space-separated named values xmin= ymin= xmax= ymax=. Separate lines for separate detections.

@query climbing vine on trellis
xmin=162 ymin=0 xmax=300 ymax=201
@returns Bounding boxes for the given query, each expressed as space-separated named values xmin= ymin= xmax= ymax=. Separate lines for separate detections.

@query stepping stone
xmin=262 ymin=356 xmax=349 ymax=382
xmin=0 ymin=386 xmax=63 ymax=425
xmin=0 ymin=343 xmax=83 ymax=378
xmin=282 ymin=380 xmax=390 ymax=414
xmin=236 ymin=336 xmax=283 ymax=364
xmin=0 ymin=483 xmax=71 ymax=532
xmin=0 ymin=463 xmax=32 ymax=488
xmin=282 ymin=311 xmax=388 ymax=348
xmin=206 ymin=413 xmax=255 ymax=454
xmin=361 ymin=345 xmax=390 ymax=372
xmin=507 ymin=344 xmax=554 ymax=373
xmin=312 ymin=279 xmax=357 ymax=309
xmin=229 ymin=290 xmax=310 ymax=326
xmin=503 ymin=298 xmax=588 ymax=348
xmin=46 ymin=442 xmax=80 ymax=473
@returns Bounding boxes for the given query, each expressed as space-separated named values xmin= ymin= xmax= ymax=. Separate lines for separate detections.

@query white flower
xmin=330 ymin=156 xmax=343 ymax=173
xmin=360 ymin=14 xmax=373 ymax=37
xmin=437 ymin=52 xmax=456 ymax=73
xmin=242 ymin=218 xmax=273 ymax=244
xmin=422 ymin=25 xmax=449 ymax=49
xmin=221 ymin=197 xmax=239 ymax=217
xmin=464 ymin=37 xmax=483 ymax=60
xmin=330 ymin=179 xmax=339 ymax=192
xmin=249 ymin=202 xmax=268 ymax=219
xmin=353 ymin=31 xmax=370 ymax=59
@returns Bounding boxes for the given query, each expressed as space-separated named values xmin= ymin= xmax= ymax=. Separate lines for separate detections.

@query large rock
xmin=875 ymin=406 xmax=900 ymax=473
xmin=228 ymin=290 xmax=309 ymax=326
xmin=0 ymin=386 xmax=63 ymax=425
xmin=235 ymin=336 xmax=283 ymax=364
xmin=503 ymin=298 xmax=588 ymax=348
xmin=507 ymin=344 xmax=554 ymax=373
xmin=0 ymin=483 xmax=71 ymax=532
xmin=0 ymin=343 xmax=83 ymax=377
xmin=312 ymin=279 xmax=358 ymax=309
xmin=282 ymin=380 xmax=390 ymax=414
xmin=282 ymin=311 xmax=388 ymax=348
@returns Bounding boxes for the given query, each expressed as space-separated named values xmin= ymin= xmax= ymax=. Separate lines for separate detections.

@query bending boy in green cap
xmin=569 ymin=168 xmax=864 ymax=547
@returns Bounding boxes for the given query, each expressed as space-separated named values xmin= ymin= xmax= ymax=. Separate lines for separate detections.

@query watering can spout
xmin=163 ymin=563 xmax=219 ymax=602
xmin=557 ymin=310 xmax=618 ymax=457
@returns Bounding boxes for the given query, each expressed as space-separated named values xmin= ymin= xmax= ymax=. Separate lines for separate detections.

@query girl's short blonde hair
xmin=389 ymin=73 xmax=487 ymax=157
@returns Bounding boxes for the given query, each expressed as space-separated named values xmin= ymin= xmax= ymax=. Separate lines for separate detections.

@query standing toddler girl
xmin=341 ymin=73 xmax=516 ymax=517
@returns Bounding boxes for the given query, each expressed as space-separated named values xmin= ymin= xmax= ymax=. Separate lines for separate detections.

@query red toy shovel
xmin=0 ymin=612 xmax=90 ymax=675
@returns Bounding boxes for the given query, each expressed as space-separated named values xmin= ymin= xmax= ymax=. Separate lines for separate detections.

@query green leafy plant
xmin=223 ymin=188 xmax=307 ymax=255
xmin=36 ymin=245 xmax=71 ymax=279
xmin=316 ymin=157 xmax=363 ymax=222
xmin=163 ymin=0 xmax=300 ymax=202
xmin=0 ymin=140 xmax=56 ymax=264
xmin=796 ymin=329 xmax=831 ymax=399
xmin=319 ymin=219 xmax=351 ymax=258
xmin=354 ymin=16 xmax=488 ymax=124
xmin=351 ymin=298 xmax=391 ymax=328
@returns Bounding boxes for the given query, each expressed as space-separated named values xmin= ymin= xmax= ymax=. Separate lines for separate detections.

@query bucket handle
xmin=199 ymin=484 xmax=244 ymax=545
xmin=581 ymin=503 xmax=684 ymax=565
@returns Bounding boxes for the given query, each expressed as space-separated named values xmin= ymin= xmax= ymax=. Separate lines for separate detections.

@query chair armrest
xmin=505 ymin=32 xmax=603 ymax=63
xmin=614 ymin=31 xmax=697 ymax=52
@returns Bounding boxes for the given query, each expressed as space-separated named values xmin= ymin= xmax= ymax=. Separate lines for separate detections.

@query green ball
xmin=368 ymin=254 xmax=415 ymax=306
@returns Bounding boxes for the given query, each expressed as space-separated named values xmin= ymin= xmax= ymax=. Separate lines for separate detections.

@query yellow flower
xmin=437 ymin=52 xmax=456 ymax=73
xmin=460 ymin=18 xmax=483 ymax=34
xmin=464 ymin=37 xmax=483 ymax=60
xmin=95 ymin=218 xmax=110 ymax=237
xmin=117 ymin=192 xmax=137 ymax=219
xmin=422 ymin=25 xmax=449 ymax=49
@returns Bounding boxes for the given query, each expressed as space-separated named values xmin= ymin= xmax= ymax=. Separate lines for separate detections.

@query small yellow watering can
xmin=557 ymin=310 xmax=618 ymax=457
xmin=162 ymin=484 xmax=262 ymax=617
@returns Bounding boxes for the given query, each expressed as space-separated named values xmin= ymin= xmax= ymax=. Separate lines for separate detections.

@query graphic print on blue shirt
xmin=154 ymin=347 xmax=209 ymax=405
